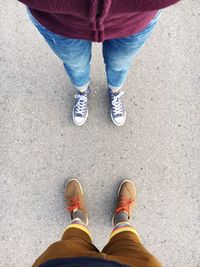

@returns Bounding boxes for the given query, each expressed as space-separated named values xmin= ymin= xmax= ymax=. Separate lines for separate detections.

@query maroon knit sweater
xmin=19 ymin=0 xmax=180 ymax=42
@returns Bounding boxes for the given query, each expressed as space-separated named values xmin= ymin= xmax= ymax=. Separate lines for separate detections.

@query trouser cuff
xmin=108 ymin=83 xmax=123 ymax=92
xmin=73 ymin=81 xmax=90 ymax=92
xmin=109 ymin=226 xmax=140 ymax=241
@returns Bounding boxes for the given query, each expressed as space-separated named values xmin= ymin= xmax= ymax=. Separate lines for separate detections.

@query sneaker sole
xmin=112 ymin=180 xmax=136 ymax=227
xmin=72 ymin=108 xmax=88 ymax=126
xmin=110 ymin=110 xmax=126 ymax=126
xmin=65 ymin=178 xmax=89 ymax=226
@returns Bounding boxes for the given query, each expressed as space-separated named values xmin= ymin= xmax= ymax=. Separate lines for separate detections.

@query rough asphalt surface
xmin=0 ymin=1 xmax=200 ymax=266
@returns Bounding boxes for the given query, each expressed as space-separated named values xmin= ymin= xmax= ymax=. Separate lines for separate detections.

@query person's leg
xmin=103 ymin=11 xmax=161 ymax=91
xmin=103 ymin=11 xmax=161 ymax=126
xmin=33 ymin=226 xmax=99 ymax=267
xmin=33 ymin=179 xmax=100 ymax=267
xmin=27 ymin=9 xmax=91 ymax=91
xmin=27 ymin=9 xmax=91 ymax=125
xmin=102 ymin=180 xmax=162 ymax=267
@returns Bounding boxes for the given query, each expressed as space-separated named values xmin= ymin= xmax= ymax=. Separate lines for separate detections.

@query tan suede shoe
xmin=64 ymin=179 xmax=88 ymax=226
xmin=112 ymin=180 xmax=136 ymax=226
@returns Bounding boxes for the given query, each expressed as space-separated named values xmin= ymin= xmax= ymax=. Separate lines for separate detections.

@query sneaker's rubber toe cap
xmin=111 ymin=112 xmax=126 ymax=126
xmin=73 ymin=109 xmax=88 ymax=126
xmin=74 ymin=116 xmax=85 ymax=125
xmin=114 ymin=116 xmax=125 ymax=126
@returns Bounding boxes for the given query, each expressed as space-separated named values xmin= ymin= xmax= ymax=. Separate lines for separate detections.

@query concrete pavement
xmin=0 ymin=0 xmax=200 ymax=266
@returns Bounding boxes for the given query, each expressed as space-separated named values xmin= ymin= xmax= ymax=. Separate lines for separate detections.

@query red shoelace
xmin=67 ymin=196 xmax=81 ymax=212
xmin=115 ymin=197 xmax=134 ymax=214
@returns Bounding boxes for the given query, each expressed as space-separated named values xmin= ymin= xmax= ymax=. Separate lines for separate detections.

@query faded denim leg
xmin=103 ymin=11 xmax=161 ymax=91
xmin=27 ymin=9 xmax=92 ymax=91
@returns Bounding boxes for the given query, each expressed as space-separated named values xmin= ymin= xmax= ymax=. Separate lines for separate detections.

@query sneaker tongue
xmin=79 ymin=88 xmax=89 ymax=95
xmin=79 ymin=91 xmax=86 ymax=95
xmin=113 ymin=91 xmax=120 ymax=96
xmin=73 ymin=207 xmax=79 ymax=213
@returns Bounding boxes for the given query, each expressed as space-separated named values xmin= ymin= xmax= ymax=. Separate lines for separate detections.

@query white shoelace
xmin=74 ymin=94 xmax=87 ymax=116
xmin=111 ymin=91 xmax=125 ymax=116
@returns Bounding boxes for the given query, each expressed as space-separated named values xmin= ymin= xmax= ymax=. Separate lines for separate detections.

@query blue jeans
xmin=27 ymin=10 xmax=160 ymax=91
